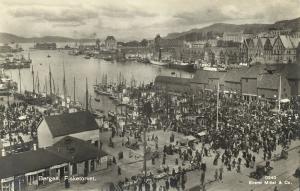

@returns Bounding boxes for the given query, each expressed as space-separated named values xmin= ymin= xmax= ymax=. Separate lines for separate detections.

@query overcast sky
xmin=0 ymin=0 xmax=299 ymax=41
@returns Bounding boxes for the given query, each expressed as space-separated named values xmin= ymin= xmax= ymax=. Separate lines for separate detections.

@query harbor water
xmin=4 ymin=43 xmax=193 ymax=114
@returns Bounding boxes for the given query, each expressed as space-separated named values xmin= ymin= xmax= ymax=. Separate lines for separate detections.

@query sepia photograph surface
xmin=0 ymin=0 xmax=299 ymax=191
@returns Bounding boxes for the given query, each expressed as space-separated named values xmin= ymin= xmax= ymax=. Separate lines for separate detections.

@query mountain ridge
xmin=0 ymin=33 xmax=95 ymax=43
xmin=164 ymin=17 xmax=300 ymax=40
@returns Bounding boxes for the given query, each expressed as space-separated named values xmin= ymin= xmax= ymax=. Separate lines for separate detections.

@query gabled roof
xmin=290 ymin=37 xmax=300 ymax=48
xmin=260 ymin=38 xmax=267 ymax=47
xmin=44 ymin=111 xmax=99 ymax=137
xmin=241 ymin=64 xmax=266 ymax=79
xmin=192 ymin=70 xmax=225 ymax=85
xmin=269 ymin=37 xmax=276 ymax=46
xmin=275 ymin=64 xmax=300 ymax=80
xmin=0 ymin=149 xmax=68 ymax=179
xmin=253 ymin=38 xmax=258 ymax=47
xmin=279 ymin=35 xmax=294 ymax=49
xmin=47 ymin=136 xmax=107 ymax=163
xmin=224 ymin=69 xmax=247 ymax=83
xmin=257 ymin=73 xmax=281 ymax=90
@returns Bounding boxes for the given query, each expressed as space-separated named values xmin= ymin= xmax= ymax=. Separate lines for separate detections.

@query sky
xmin=0 ymin=0 xmax=300 ymax=41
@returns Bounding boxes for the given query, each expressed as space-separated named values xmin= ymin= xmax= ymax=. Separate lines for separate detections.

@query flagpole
xmin=216 ymin=82 xmax=219 ymax=130
xmin=278 ymin=75 xmax=281 ymax=113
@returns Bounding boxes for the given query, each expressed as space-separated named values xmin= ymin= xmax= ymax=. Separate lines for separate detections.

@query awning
xmin=18 ymin=115 xmax=27 ymax=120
xmin=25 ymin=169 xmax=45 ymax=176
xmin=50 ymin=163 xmax=68 ymax=170
xmin=185 ymin=135 xmax=196 ymax=141
xmin=1 ymin=176 xmax=14 ymax=183
xmin=280 ymin=98 xmax=290 ymax=103
xmin=197 ymin=130 xmax=207 ymax=137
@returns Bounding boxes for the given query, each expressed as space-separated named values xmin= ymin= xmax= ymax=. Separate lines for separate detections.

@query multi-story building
xmin=105 ymin=36 xmax=117 ymax=50
xmin=34 ymin=43 xmax=56 ymax=50
xmin=273 ymin=35 xmax=298 ymax=64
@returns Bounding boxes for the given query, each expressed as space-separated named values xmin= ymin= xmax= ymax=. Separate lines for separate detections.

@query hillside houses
xmin=176 ymin=34 xmax=300 ymax=66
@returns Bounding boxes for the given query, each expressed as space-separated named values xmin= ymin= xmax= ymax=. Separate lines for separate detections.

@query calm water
xmin=5 ymin=43 xmax=193 ymax=113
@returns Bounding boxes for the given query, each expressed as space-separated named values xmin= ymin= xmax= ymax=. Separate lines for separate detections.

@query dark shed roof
xmin=44 ymin=111 xmax=99 ymax=137
xmin=0 ymin=149 xmax=68 ymax=179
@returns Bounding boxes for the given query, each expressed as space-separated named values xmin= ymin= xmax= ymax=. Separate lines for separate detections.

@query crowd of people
xmin=0 ymin=102 xmax=43 ymax=153
xmin=108 ymin=85 xmax=300 ymax=190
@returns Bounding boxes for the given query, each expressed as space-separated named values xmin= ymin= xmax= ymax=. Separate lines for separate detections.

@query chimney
xmin=33 ymin=143 xmax=37 ymax=151
xmin=1 ymin=148 xmax=6 ymax=157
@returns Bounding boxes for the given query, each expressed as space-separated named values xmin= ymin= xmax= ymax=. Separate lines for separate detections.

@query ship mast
xmin=49 ymin=64 xmax=52 ymax=96
xmin=52 ymin=78 xmax=56 ymax=96
xmin=36 ymin=71 xmax=40 ymax=93
xmin=85 ymin=77 xmax=89 ymax=111
xmin=63 ymin=63 xmax=67 ymax=105
xmin=31 ymin=66 xmax=35 ymax=94
xmin=18 ymin=68 xmax=21 ymax=94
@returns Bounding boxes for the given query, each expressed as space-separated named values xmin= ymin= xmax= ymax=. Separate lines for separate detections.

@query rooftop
xmin=0 ymin=149 xmax=68 ymax=179
xmin=44 ymin=111 xmax=99 ymax=137
xmin=47 ymin=136 xmax=108 ymax=163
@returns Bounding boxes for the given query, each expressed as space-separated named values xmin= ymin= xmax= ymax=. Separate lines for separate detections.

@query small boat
xmin=84 ymin=55 xmax=91 ymax=59
xmin=94 ymin=89 xmax=112 ymax=96
xmin=95 ymin=97 xmax=100 ymax=102
xmin=104 ymin=57 xmax=113 ymax=61
xmin=149 ymin=59 xmax=168 ymax=66
xmin=47 ymin=55 xmax=51 ymax=58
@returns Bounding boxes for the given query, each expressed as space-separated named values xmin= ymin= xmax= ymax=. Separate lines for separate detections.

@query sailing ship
xmin=149 ymin=48 xmax=168 ymax=66
xmin=94 ymin=74 xmax=113 ymax=96
xmin=1 ymin=54 xmax=31 ymax=69
xmin=0 ymin=69 xmax=17 ymax=95
xmin=168 ymin=60 xmax=196 ymax=71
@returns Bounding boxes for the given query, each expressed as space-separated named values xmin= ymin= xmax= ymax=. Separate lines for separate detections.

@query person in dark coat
xmin=152 ymin=181 xmax=157 ymax=191
xmin=165 ymin=179 xmax=169 ymax=190
xmin=118 ymin=166 xmax=121 ymax=175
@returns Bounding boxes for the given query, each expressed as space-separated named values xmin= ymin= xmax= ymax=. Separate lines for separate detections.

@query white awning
xmin=18 ymin=115 xmax=27 ymax=120
xmin=280 ymin=98 xmax=290 ymax=103
xmin=197 ymin=130 xmax=207 ymax=137
xmin=50 ymin=163 xmax=68 ymax=170
xmin=1 ymin=176 xmax=14 ymax=183
xmin=25 ymin=169 xmax=45 ymax=176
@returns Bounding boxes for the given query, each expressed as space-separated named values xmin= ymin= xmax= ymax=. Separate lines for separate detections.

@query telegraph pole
xmin=216 ymin=81 xmax=219 ymax=130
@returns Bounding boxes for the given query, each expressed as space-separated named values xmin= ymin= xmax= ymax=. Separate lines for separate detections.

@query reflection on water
xmin=6 ymin=43 xmax=193 ymax=114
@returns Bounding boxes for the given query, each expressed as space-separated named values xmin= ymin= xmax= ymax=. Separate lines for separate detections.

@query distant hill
xmin=0 ymin=33 xmax=95 ymax=43
xmin=164 ymin=17 xmax=300 ymax=40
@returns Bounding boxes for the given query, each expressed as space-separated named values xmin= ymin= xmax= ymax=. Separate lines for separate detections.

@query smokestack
xmin=1 ymin=148 xmax=6 ymax=157
xmin=33 ymin=143 xmax=37 ymax=151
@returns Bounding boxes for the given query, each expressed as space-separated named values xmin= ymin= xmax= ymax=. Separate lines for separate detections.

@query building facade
xmin=105 ymin=36 xmax=117 ymax=50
